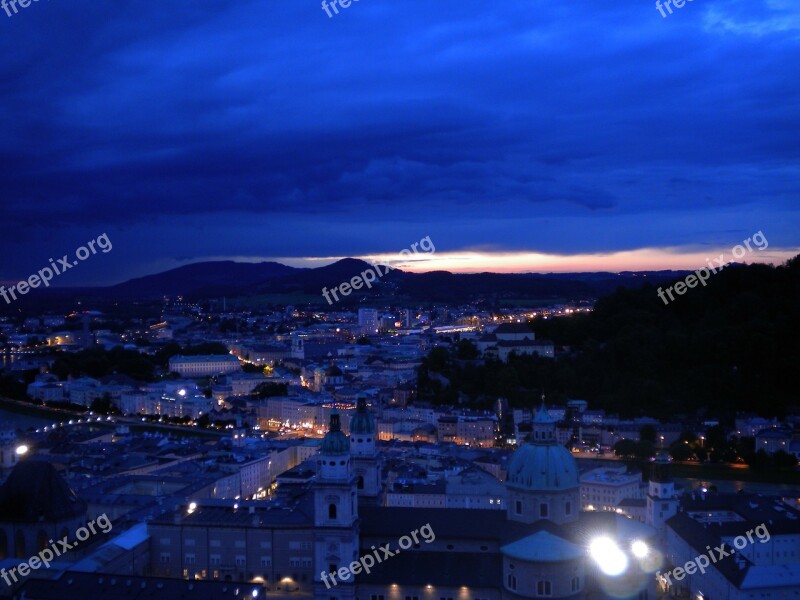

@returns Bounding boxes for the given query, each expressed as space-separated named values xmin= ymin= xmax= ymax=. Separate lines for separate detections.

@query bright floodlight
xmin=631 ymin=540 xmax=648 ymax=558
xmin=178 ymin=389 xmax=187 ymax=397
xmin=589 ymin=537 xmax=629 ymax=576
xmin=15 ymin=445 xmax=29 ymax=456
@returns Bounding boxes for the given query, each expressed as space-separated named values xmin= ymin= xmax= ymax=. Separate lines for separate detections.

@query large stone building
xmin=149 ymin=401 xmax=660 ymax=599
xmin=168 ymin=354 xmax=241 ymax=377
xmin=476 ymin=323 xmax=555 ymax=361
xmin=661 ymin=491 xmax=800 ymax=600
xmin=9 ymin=401 xmax=800 ymax=600
xmin=580 ymin=465 xmax=645 ymax=512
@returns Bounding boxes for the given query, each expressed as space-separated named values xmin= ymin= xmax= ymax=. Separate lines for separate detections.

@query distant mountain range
xmin=108 ymin=261 xmax=301 ymax=297
xmin=0 ymin=259 xmax=696 ymax=311
xmin=98 ymin=259 xmax=691 ymax=305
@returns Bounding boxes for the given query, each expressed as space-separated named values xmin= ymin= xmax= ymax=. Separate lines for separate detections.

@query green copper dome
xmin=321 ymin=411 xmax=349 ymax=455
xmin=507 ymin=401 xmax=578 ymax=492
xmin=350 ymin=397 xmax=375 ymax=435
xmin=506 ymin=443 xmax=579 ymax=492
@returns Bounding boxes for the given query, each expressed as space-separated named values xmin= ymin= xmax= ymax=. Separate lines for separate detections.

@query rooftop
xmin=501 ymin=530 xmax=584 ymax=562
xmin=0 ymin=460 xmax=87 ymax=523
xmin=357 ymin=550 xmax=501 ymax=588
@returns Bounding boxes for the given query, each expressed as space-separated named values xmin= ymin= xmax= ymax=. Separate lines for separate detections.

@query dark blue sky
xmin=1 ymin=0 xmax=798 ymax=285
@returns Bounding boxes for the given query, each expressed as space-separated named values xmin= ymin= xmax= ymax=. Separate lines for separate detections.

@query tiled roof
xmin=501 ymin=530 xmax=584 ymax=562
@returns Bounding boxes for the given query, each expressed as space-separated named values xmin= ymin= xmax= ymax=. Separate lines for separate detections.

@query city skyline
xmin=2 ymin=1 xmax=799 ymax=599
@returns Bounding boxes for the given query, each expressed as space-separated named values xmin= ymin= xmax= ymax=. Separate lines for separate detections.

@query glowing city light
xmin=631 ymin=540 xmax=648 ymax=558
xmin=15 ymin=445 xmax=28 ymax=456
xmin=589 ymin=537 xmax=629 ymax=576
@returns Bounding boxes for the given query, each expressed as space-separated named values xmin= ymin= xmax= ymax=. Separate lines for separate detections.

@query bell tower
xmin=313 ymin=411 xmax=358 ymax=599
xmin=647 ymin=450 xmax=678 ymax=534
xmin=349 ymin=397 xmax=380 ymax=503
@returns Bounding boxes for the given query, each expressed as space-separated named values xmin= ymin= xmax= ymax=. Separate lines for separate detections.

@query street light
xmin=589 ymin=537 xmax=628 ymax=576
xmin=631 ymin=540 xmax=648 ymax=558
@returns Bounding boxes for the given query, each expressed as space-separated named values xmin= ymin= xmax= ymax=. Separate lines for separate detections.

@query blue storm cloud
xmin=0 ymin=0 xmax=798 ymax=283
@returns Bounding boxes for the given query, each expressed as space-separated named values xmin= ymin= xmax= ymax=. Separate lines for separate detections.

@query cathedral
xmin=5 ymin=400 xmax=794 ymax=600
xmin=148 ymin=399 xmax=659 ymax=599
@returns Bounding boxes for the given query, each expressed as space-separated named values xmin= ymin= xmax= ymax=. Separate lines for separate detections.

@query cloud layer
xmin=0 ymin=0 xmax=798 ymax=284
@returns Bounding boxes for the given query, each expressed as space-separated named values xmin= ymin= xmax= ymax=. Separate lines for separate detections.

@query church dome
xmin=506 ymin=443 xmax=579 ymax=492
xmin=325 ymin=365 xmax=343 ymax=377
xmin=350 ymin=397 xmax=374 ymax=435
xmin=506 ymin=401 xmax=578 ymax=492
xmin=0 ymin=460 xmax=87 ymax=523
xmin=320 ymin=411 xmax=349 ymax=455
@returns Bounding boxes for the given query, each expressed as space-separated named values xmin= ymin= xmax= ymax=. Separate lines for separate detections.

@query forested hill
xmin=417 ymin=256 xmax=800 ymax=420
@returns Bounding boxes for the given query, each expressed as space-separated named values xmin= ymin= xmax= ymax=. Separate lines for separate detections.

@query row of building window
xmin=174 ymin=568 xmax=306 ymax=582
xmin=167 ymin=553 xmax=319 ymax=569
xmin=507 ymin=576 xmax=580 ymax=595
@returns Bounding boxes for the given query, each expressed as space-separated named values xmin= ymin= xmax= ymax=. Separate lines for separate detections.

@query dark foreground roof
xmin=357 ymin=550 xmax=502 ymax=588
xmin=360 ymin=506 xmax=511 ymax=541
xmin=359 ymin=506 xmax=656 ymax=548
xmin=672 ymin=492 xmax=800 ymax=536
xmin=0 ymin=460 xmax=87 ymax=523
